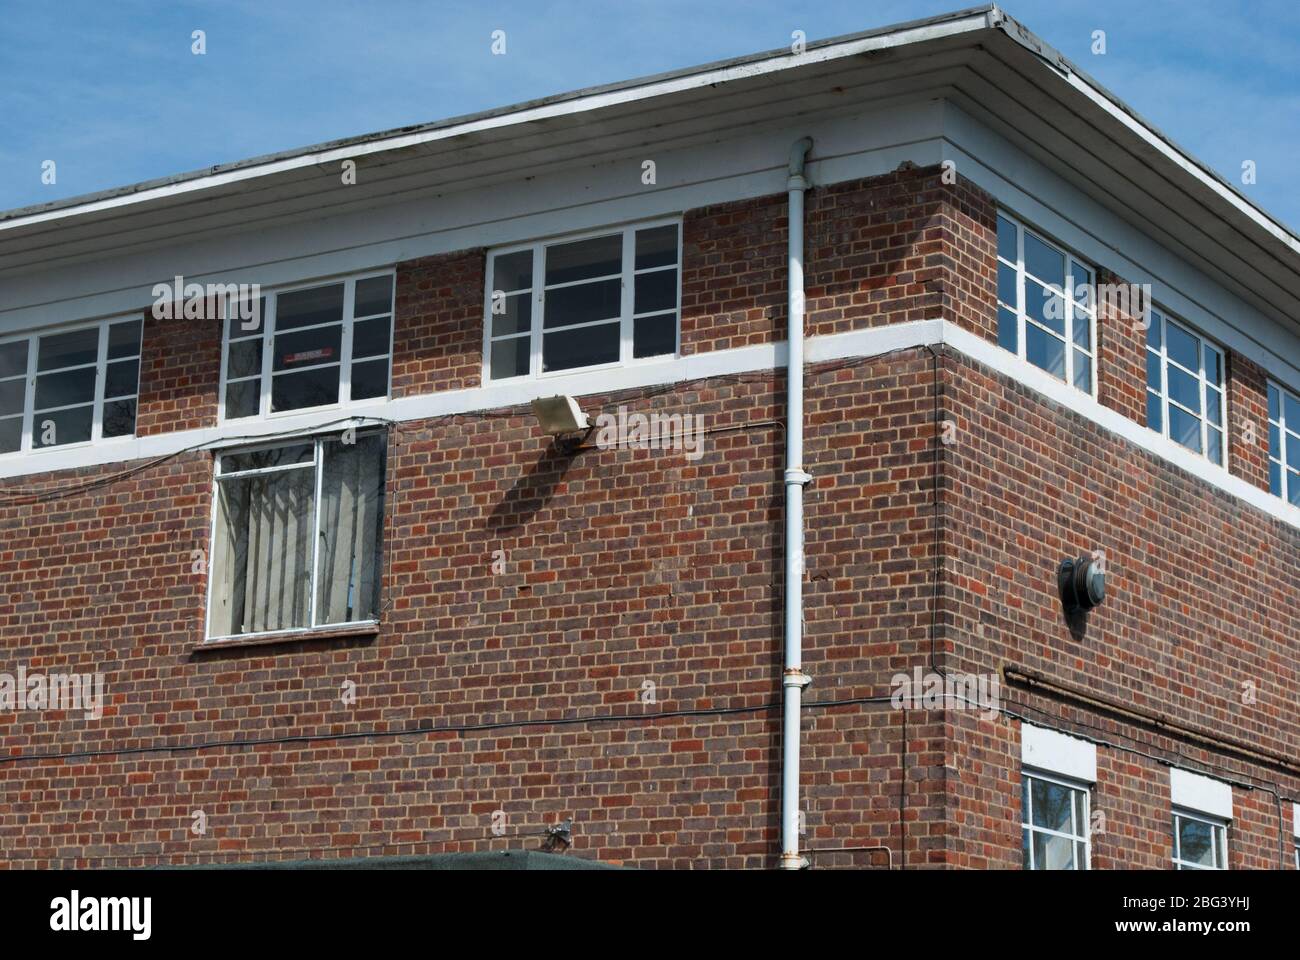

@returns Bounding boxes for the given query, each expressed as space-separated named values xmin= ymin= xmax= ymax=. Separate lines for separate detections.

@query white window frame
xmin=482 ymin=218 xmax=682 ymax=382
xmin=0 ymin=315 xmax=143 ymax=458
xmin=1021 ymin=768 xmax=1091 ymax=870
xmin=204 ymin=431 xmax=386 ymax=641
xmin=1145 ymin=308 xmax=1227 ymax=466
xmin=1266 ymin=379 xmax=1300 ymax=505
xmin=1172 ymin=807 xmax=1229 ymax=870
xmin=996 ymin=211 xmax=1098 ymax=397
xmin=218 ymin=270 xmax=395 ymax=424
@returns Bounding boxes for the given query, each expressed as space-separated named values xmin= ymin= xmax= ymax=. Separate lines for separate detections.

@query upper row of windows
xmin=5 ymin=214 xmax=1300 ymax=509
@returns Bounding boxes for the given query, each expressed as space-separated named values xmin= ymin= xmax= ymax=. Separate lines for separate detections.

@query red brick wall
xmin=1 ymin=163 xmax=1297 ymax=870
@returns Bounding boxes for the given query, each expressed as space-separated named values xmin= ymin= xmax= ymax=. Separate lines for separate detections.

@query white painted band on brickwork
xmin=1021 ymin=722 xmax=1097 ymax=783
xmin=1170 ymin=767 xmax=1234 ymax=820
xmin=6 ymin=316 xmax=1300 ymax=545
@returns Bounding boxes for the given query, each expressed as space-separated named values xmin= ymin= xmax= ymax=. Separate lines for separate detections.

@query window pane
xmin=633 ymin=313 xmax=675 ymax=359
xmin=210 ymin=466 xmax=315 ymax=635
xmin=226 ymin=297 xmax=266 ymax=340
xmin=1025 ymin=325 xmax=1066 ymax=380
xmin=1268 ymin=383 xmax=1280 ymax=421
xmin=1030 ymin=779 xmax=1073 ymax=832
xmin=1206 ymin=386 xmax=1222 ymax=427
xmin=350 ymin=358 xmax=388 ymax=401
xmin=273 ymin=325 xmax=342 ymax=373
xmin=222 ymin=443 xmax=313 ymax=473
xmin=38 ymin=328 xmax=99 ymax=371
xmin=997 ymin=262 xmax=1017 ymax=308
xmin=0 ymin=340 xmax=27 ymax=379
xmin=34 ymin=405 xmax=92 ymax=447
xmin=352 ymin=316 xmax=391 ymax=360
xmin=1147 ymin=313 xmax=1162 ymax=350
xmin=1022 ymin=828 xmax=1032 ymax=869
xmin=272 ymin=366 xmax=342 ymax=412
xmin=546 ymin=233 xmax=621 ymax=285
xmin=544 ymin=278 xmax=621 ymax=328
xmin=1207 ymin=427 xmax=1222 ymax=466
xmin=1169 ymin=406 xmax=1202 ymax=453
xmin=0 ymin=379 xmax=23 ymax=417
xmin=490 ymin=336 xmax=530 ymax=379
xmin=1073 ymin=352 xmax=1092 ymax=393
xmin=316 ymin=433 xmax=386 ymax=625
xmin=492 ymin=250 xmax=533 ymax=293
xmin=1205 ymin=349 xmax=1221 ymax=387
xmin=276 ymin=284 xmax=344 ymax=331
xmin=635 ymin=225 xmax=678 ymax=270
xmin=1147 ymin=391 xmax=1162 ymax=432
xmin=225 ymin=380 xmax=260 ymax=420
xmin=1146 ymin=351 xmax=1162 ymax=391
xmin=1166 ymin=321 xmax=1199 ymax=371
xmin=1070 ymin=262 xmax=1092 ymax=308
xmin=102 ymin=398 xmax=137 ymax=438
xmin=1290 ymin=470 xmax=1300 ymax=508
xmin=1167 ymin=365 xmax=1200 ymax=413
xmin=226 ymin=339 xmax=263 ymax=380
xmin=1032 ymin=831 xmax=1075 ymax=870
xmin=1025 ymin=278 xmax=1065 ymax=336
xmin=1072 ymin=308 xmax=1090 ymax=349
xmin=1285 ymin=392 xmax=1300 ymax=430
xmin=0 ymin=416 xmax=21 ymax=453
xmin=997 ymin=216 xmax=1017 ymax=262
xmin=354 ymin=276 xmax=393 ymax=317
xmin=1270 ymin=460 xmax=1282 ymax=497
xmin=1287 ymin=432 xmax=1300 ymax=469
xmin=108 ymin=319 xmax=142 ymax=360
xmin=1270 ymin=424 xmax=1281 ymax=460
xmin=1023 ymin=232 xmax=1064 ymax=288
xmin=635 ymin=268 xmax=677 ymax=315
xmin=998 ymin=306 xmax=1018 ymax=353
xmin=543 ymin=322 xmax=620 ymax=372
xmin=104 ymin=359 xmax=139 ymax=399
xmin=1176 ymin=818 xmax=1216 ymax=868
xmin=35 ymin=368 xmax=95 ymax=410
xmin=490 ymin=293 xmax=531 ymax=338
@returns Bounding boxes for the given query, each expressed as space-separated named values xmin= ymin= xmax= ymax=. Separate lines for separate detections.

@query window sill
xmin=196 ymin=622 xmax=380 ymax=652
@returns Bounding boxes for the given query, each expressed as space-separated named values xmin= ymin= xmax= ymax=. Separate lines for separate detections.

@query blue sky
xmin=2 ymin=0 xmax=1298 ymax=228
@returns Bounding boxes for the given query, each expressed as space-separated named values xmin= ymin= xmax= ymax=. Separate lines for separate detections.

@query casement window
xmin=221 ymin=273 xmax=393 ymax=421
xmin=207 ymin=431 xmax=386 ymax=639
xmin=996 ymin=213 xmax=1096 ymax=393
xmin=1021 ymin=770 xmax=1091 ymax=870
xmin=484 ymin=220 xmax=680 ymax=381
xmin=1145 ymin=309 xmax=1226 ymax=464
xmin=1172 ymin=809 xmax=1228 ymax=870
xmin=1267 ymin=381 xmax=1300 ymax=505
xmin=0 ymin=317 xmax=143 ymax=455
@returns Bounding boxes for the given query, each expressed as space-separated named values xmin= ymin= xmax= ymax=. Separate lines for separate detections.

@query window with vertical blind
xmin=484 ymin=220 xmax=680 ymax=380
xmin=207 ymin=432 xmax=387 ymax=639
xmin=0 ymin=316 xmax=143 ymax=456
xmin=1021 ymin=770 xmax=1091 ymax=870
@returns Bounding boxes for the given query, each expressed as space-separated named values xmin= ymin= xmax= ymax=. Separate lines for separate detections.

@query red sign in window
xmin=283 ymin=347 xmax=334 ymax=365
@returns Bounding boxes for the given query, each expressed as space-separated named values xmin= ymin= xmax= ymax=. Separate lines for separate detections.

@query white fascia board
xmin=1170 ymin=768 xmax=1234 ymax=821
xmin=1020 ymin=722 xmax=1097 ymax=783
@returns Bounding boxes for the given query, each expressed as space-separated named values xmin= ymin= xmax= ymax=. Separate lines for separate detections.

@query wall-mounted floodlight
xmin=531 ymin=395 xmax=590 ymax=437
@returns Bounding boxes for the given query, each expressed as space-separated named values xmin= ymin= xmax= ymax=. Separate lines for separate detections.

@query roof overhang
xmin=2 ymin=4 xmax=1297 ymax=329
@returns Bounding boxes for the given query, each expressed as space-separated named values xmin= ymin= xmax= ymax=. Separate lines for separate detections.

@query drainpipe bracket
xmin=782 ymin=668 xmax=812 ymax=690
xmin=784 ymin=468 xmax=813 ymax=488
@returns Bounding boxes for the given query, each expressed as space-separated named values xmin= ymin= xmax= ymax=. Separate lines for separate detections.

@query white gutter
xmin=780 ymin=136 xmax=814 ymax=870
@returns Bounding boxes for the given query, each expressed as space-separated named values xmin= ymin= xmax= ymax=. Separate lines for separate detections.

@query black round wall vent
xmin=1059 ymin=554 xmax=1105 ymax=613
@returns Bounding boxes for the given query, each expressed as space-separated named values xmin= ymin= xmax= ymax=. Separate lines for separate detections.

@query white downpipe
xmin=780 ymin=137 xmax=814 ymax=870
